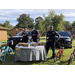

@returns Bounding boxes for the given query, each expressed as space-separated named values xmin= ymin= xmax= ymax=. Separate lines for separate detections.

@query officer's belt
xmin=48 ymin=39 xmax=54 ymax=42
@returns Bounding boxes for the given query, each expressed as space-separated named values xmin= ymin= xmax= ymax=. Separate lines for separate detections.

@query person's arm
xmin=22 ymin=32 xmax=25 ymax=36
xmin=55 ymin=31 xmax=60 ymax=42
xmin=46 ymin=32 xmax=49 ymax=43
xmin=56 ymin=35 xmax=60 ymax=42
xmin=32 ymin=30 xmax=38 ymax=37
xmin=27 ymin=32 xmax=29 ymax=37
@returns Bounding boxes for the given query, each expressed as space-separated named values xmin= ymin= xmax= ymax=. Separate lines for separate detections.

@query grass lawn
xmin=0 ymin=37 xmax=75 ymax=65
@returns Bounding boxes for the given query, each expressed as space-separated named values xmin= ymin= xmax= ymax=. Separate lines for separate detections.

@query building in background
xmin=67 ymin=26 xmax=75 ymax=38
xmin=0 ymin=26 xmax=9 ymax=41
xmin=10 ymin=28 xmax=42 ymax=37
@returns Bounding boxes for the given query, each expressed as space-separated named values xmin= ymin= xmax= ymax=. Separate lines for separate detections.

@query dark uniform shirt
xmin=22 ymin=31 xmax=29 ymax=42
xmin=47 ymin=30 xmax=59 ymax=42
xmin=31 ymin=30 xmax=38 ymax=42
xmin=31 ymin=30 xmax=38 ymax=37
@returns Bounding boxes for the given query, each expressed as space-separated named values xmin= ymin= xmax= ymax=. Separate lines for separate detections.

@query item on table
xmin=18 ymin=42 xmax=26 ymax=46
xmin=36 ymin=43 xmax=39 ymax=46
xmin=25 ymin=44 xmax=30 ymax=47
xmin=38 ymin=42 xmax=45 ymax=45
xmin=23 ymin=43 xmax=26 ymax=46
xmin=32 ymin=43 xmax=37 ymax=46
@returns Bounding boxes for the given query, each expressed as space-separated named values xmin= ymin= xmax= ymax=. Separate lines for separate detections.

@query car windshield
xmin=16 ymin=31 xmax=32 ymax=36
xmin=16 ymin=31 xmax=23 ymax=36
xmin=58 ymin=32 xmax=71 ymax=36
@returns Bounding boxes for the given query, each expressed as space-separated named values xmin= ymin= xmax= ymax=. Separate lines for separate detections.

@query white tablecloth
xmin=14 ymin=45 xmax=47 ymax=61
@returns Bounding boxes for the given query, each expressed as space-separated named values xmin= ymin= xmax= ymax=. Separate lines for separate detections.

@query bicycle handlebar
xmin=58 ymin=42 xmax=64 ymax=46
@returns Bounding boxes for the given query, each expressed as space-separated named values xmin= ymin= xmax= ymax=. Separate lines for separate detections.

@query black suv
xmin=7 ymin=31 xmax=40 ymax=49
xmin=55 ymin=31 xmax=73 ymax=48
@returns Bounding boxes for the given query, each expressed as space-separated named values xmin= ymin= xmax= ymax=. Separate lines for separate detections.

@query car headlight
xmin=20 ymin=39 xmax=22 ymax=40
xmin=66 ymin=38 xmax=71 ymax=41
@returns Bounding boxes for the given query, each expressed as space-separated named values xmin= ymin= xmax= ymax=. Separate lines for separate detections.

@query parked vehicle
xmin=7 ymin=31 xmax=40 ymax=49
xmin=55 ymin=31 xmax=73 ymax=48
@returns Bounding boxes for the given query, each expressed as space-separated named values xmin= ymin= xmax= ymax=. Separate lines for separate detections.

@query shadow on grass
xmin=14 ymin=60 xmax=42 ymax=65
xmin=57 ymin=60 xmax=69 ymax=65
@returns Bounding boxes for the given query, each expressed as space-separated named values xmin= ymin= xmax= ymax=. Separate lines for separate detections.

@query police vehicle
xmin=55 ymin=31 xmax=73 ymax=48
xmin=7 ymin=31 xmax=40 ymax=49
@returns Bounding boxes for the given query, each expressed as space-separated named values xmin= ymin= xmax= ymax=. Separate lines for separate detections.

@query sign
xmin=16 ymin=48 xmax=21 ymax=57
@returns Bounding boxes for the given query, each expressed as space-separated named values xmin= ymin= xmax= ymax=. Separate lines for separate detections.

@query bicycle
xmin=68 ymin=46 xmax=75 ymax=65
xmin=0 ymin=41 xmax=13 ymax=62
xmin=54 ymin=43 xmax=64 ymax=62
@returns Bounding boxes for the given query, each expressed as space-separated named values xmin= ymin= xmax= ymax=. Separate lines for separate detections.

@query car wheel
xmin=69 ymin=45 xmax=72 ymax=48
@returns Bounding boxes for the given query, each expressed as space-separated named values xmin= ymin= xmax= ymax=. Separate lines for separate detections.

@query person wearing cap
xmin=31 ymin=27 xmax=38 ymax=42
xmin=22 ymin=28 xmax=29 ymax=43
xmin=46 ymin=26 xmax=60 ymax=59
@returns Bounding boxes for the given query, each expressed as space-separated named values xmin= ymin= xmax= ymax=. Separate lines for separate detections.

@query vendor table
xmin=14 ymin=44 xmax=47 ymax=62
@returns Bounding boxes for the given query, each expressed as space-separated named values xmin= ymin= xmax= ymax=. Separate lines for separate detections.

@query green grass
xmin=0 ymin=37 xmax=75 ymax=65
xmin=0 ymin=40 xmax=7 ymax=42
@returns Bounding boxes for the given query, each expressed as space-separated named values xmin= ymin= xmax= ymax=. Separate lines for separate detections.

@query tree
xmin=52 ymin=14 xmax=64 ymax=31
xmin=0 ymin=23 xmax=3 ymax=26
xmin=35 ymin=16 xmax=44 ymax=31
xmin=3 ymin=20 xmax=14 ymax=35
xmin=63 ymin=21 xmax=71 ymax=28
xmin=35 ymin=20 xmax=42 ymax=31
xmin=43 ymin=10 xmax=55 ymax=31
xmin=3 ymin=20 xmax=10 ymax=27
xmin=16 ymin=14 xmax=34 ymax=28
xmin=72 ymin=21 xmax=75 ymax=26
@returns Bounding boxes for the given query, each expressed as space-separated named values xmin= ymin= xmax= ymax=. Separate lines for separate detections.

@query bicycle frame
xmin=0 ymin=42 xmax=13 ymax=62
xmin=54 ymin=43 xmax=64 ymax=62
xmin=68 ymin=46 xmax=75 ymax=64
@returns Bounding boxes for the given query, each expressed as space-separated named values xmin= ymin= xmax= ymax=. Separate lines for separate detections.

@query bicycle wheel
xmin=54 ymin=52 xmax=60 ymax=62
xmin=68 ymin=56 xmax=74 ymax=64
xmin=1 ymin=55 xmax=6 ymax=62
xmin=8 ymin=47 xmax=13 ymax=56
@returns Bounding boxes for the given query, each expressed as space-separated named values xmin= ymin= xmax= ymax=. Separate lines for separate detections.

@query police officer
xmin=31 ymin=27 xmax=38 ymax=42
xmin=22 ymin=28 xmax=29 ymax=43
xmin=46 ymin=26 xmax=60 ymax=59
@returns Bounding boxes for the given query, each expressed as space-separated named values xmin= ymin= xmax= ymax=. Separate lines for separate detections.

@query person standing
xmin=46 ymin=26 xmax=60 ymax=59
xmin=31 ymin=27 xmax=38 ymax=42
xmin=22 ymin=28 xmax=29 ymax=43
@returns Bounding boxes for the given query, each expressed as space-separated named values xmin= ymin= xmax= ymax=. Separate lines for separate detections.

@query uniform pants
xmin=46 ymin=41 xmax=56 ymax=58
xmin=32 ymin=37 xmax=37 ymax=42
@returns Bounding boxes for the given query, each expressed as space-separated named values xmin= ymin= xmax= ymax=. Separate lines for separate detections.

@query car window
xmin=58 ymin=32 xmax=71 ymax=36
xmin=16 ymin=31 xmax=23 ymax=36
xmin=28 ymin=31 xmax=31 ymax=36
xmin=16 ymin=31 xmax=32 ymax=36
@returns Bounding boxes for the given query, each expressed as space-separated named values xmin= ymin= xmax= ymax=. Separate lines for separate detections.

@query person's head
xmin=24 ymin=28 xmax=27 ymax=32
xmin=32 ymin=27 xmax=35 ymax=30
xmin=50 ymin=26 xmax=53 ymax=31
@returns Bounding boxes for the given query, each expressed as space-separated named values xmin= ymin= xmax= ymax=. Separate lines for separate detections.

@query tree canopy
xmin=72 ymin=21 xmax=75 ymax=26
xmin=16 ymin=14 xmax=34 ymax=28
xmin=1 ymin=9 xmax=75 ymax=35
xmin=0 ymin=20 xmax=14 ymax=35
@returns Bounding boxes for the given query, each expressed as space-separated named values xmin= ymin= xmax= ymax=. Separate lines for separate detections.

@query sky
xmin=0 ymin=9 xmax=75 ymax=26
